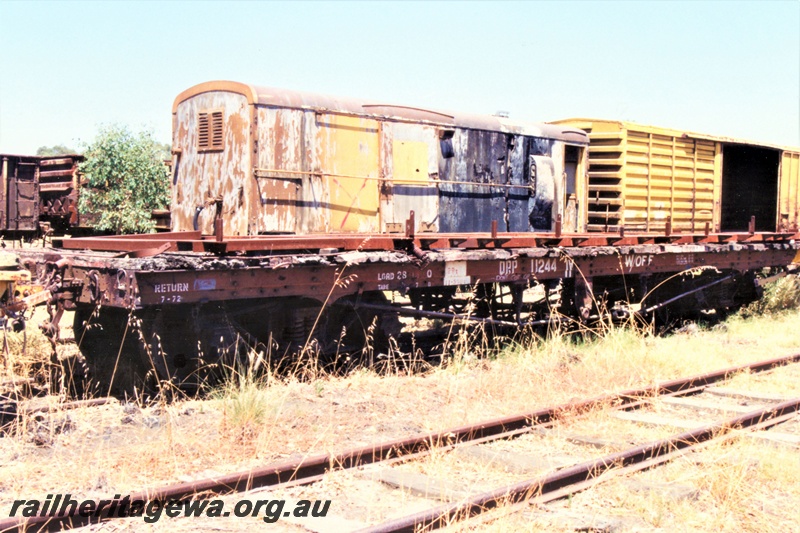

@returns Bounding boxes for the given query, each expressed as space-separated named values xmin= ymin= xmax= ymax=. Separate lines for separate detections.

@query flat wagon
xmin=10 ymin=83 xmax=800 ymax=396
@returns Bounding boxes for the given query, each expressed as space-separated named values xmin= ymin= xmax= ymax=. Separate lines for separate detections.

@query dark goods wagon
xmin=1 ymin=153 xmax=83 ymax=237
xmin=13 ymin=82 xmax=800 ymax=396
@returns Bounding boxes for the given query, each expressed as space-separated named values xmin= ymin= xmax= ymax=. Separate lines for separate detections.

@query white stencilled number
xmin=532 ymin=258 xmax=557 ymax=275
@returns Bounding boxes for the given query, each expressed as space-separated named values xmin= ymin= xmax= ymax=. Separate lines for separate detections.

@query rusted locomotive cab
xmin=552 ymin=119 xmax=800 ymax=234
xmin=171 ymin=81 xmax=589 ymax=236
xmin=0 ymin=153 xmax=82 ymax=236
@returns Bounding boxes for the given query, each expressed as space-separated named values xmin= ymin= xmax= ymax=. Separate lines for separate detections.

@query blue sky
xmin=1 ymin=1 xmax=798 ymax=154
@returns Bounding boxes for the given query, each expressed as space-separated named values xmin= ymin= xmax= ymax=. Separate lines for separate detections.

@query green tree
xmin=78 ymin=124 xmax=170 ymax=234
xmin=36 ymin=144 xmax=77 ymax=156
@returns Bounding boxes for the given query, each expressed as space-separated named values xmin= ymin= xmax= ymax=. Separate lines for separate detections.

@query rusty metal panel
xmin=779 ymin=150 xmax=800 ymax=231
xmin=710 ymin=141 xmax=723 ymax=232
xmin=9 ymin=161 xmax=39 ymax=231
xmin=172 ymin=90 xmax=251 ymax=236
xmin=550 ymin=141 xmax=565 ymax=231
xmin=560 ymin=144 xmax=587 ymax=233
xmin=1 ymin=156 xmax=8 ymax=230
xmin=439 ymin=129 xmax=509 ymax=233
xmin=38 ymin=154 xmax=81 ymax=228
xmin=49 ymin=242 xmax=797 ymax=309
xmin=315 ymin=114 xmax=381 ymax=232
xmin=528 ymin=153 xmax=555 ymax=231
xmin=253 ymin=107 xmax=303 ymax=234
xmin=382 ymin=122 xmax=439 ymax=232
xmin=169 ymin=82 xmax=591 ymax=238
xmin=506 ymin=135 xmax=529 ymax=232
xmin=527 ymin=137 xmax=556 ymax=232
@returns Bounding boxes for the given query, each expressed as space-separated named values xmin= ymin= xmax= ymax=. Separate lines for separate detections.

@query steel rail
xmin=20 ymin=397 xmax=114 ymax=416
xmin=363 ymin=397 xmax=800 ymax=532
xmin=2 ymin=353 xmax=799 ymax=532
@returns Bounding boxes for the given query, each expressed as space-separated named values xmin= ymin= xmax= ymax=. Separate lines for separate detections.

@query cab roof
xmin=174 ymin=81 xmax=589 ymax=144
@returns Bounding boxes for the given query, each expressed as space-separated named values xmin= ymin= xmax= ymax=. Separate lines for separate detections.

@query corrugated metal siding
xmin=554 ymin=120 xmax=720 ymax=232
xmin=623 ymin=129 xmax=717 ymax=232
xmin=556 ymin=120 xmax=625 ymax=231
xmin=780 ymin=150 xmax=800 ymax=231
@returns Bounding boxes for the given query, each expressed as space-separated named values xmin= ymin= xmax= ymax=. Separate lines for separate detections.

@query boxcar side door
xmin=9 ymin=160 xmax=39 ymax=232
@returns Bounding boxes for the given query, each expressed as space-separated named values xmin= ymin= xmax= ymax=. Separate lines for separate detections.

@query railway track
xmin=2 ymin=353 xmax=800 ymax=532
xmin=363 ymin=392 xmax=800 ymax=531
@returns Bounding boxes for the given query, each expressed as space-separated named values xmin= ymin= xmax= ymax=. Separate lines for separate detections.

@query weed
xmin=212 ymin=368 xmax=275 ymax=443
xmin=742 ymin=274 xmax=800 ymax=316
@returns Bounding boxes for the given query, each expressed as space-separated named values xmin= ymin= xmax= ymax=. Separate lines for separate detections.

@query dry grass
xmin=0 ymin=308 xmax=52 ymax=384
xmin=456 ymin=345 xmax=800 ymax=532
xmin=1 ymin=301 xmax=799 ymax=528
xmin=470 ymin=438 xmax=800 ymax=533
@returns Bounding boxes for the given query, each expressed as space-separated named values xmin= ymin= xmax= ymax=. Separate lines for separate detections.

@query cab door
xmin=316 ymin=113 xmax=381 ymax=232
xmin=562 ymin=145 xmax=584 ymax=232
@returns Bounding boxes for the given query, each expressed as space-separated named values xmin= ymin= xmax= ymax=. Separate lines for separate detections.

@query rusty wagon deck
xmin=21 ymin=229 xmax=799 ymax=309
xmin=11 ymin=226 xmax=798 ymax=395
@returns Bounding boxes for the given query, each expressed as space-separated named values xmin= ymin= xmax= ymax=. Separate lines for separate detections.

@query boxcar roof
xmin=174 ymin=81 xmax=588 ymax=144
xmin=552 ymin=118 xmax=799 ymax=154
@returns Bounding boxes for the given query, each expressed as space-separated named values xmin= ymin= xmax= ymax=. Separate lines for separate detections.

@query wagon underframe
xmin=14 ymin=228 xmax=799 ymax=395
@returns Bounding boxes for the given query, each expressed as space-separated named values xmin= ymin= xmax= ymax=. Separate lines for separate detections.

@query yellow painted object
xmin=316 ymin=114 xmax=381 ymax=232
xmin=0 ymin=251 xmax=32 ymax=317
xmin=780 ymin=150 xmax=800 ymax=231
xmin=552 ymin=119 xmax=719 ymax=232
xmin=552 ymin=119 xmax=800 ymax=234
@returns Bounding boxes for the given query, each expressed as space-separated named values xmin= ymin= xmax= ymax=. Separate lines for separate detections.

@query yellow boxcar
xmin=552 ymin=119 xmax=800 ymax=233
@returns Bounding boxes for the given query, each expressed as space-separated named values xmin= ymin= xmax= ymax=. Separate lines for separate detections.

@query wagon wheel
xmin=134 ymin=303 xmax=261 ymax=394
xmin=72 ymin=306 xmax=155 ymax=399
xmin=319 ymin=293 xmax=402 ymax=371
